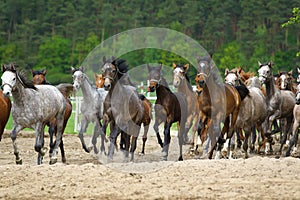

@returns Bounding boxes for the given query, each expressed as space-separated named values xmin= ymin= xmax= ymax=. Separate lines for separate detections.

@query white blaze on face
xmin=1 ymin=71 xmax=16 ymax=96
xmin=225 ymin=73 xmax=238 ymax=86
xmin=173 ymin=67 xmax=184 ymax=87
xmin=258 ymin=65 xmax=270 ymax=84
xmin=72 ymin=71 xmax=82 ymax=90
xmin=280 ymin=74 xmax=287 ymax=89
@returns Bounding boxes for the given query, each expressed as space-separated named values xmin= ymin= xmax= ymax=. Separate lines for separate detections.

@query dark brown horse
xmin=32 ymin=69 xmax=73 ymax=163
xmin=0 ymin=89 xmax=11 ymax=141
xmin=195 ymin=56 xmax=241 ymax=159
xmin=148 ymin=64 xmax=187 ymax=161
xmin=94 ymin=72 xmax=152 ymax=155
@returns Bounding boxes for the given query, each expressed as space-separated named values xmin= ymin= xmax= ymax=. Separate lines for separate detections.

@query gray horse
xmin=71 ymin=66 xmax=107 ymax=155
xmin=225 ymin=70 xmax=267 ymax=158
xmin=258 ymin=61 xmax=295 ymax=155
xmin=1 ymin=63 xmax=66 ymax=165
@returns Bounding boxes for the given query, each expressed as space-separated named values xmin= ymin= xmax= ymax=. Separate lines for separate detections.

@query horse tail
xmin=234 ymin=82 xmax=250 ymax=101
xmin=139 ymin=94 xmax=152 ymax=119
xmin=56 ymin=83 xmax=74 ymax=99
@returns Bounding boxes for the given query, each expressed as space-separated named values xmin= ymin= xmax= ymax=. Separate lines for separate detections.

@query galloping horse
xmin=0 ymin=89 xmax=11 ymax=140
xmin=94 ymin=72 xmax=152 ymax=155
xmin=1 ymin=63 xmax=66 ymax=165
xmin=258 ymin=61 xmax=295 ymax=155
xmin=195 ymin=56 xmax=241 ymax=159
xmin=172 ymin=63 xmax=200 ymax=151
xmin=32 ymin=69 xmax=73 ymax=163
xmin=148 ymin=64 xmax=187 ymax=161
xmin=72 ymin=66 xmax=107 ymax=155
xmin=225 ymin=69 xmax=267 ymax=158
xmin=102 ymin=58 xmax=144 ymax=161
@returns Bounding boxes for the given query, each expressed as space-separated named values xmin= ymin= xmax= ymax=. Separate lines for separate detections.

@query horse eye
xmin=13 ymin=77 xmax=16 ymax=81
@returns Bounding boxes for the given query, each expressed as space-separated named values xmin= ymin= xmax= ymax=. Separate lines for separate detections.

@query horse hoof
xmin=16 ymin=159 xmax=22 ymax=165
xmin=94 ymin=147 xmax=99 ymax=154
xmin=40 ymin=147 xmax=48 ymax=156
xmin=138 ymin=152 xmax=145 ymax=156
xmin=49 ymin=157 xmax=57 ymax=165
xmin=62 ymin=157 xmax=67 ymax=164
xmin=178 ymin=156 xmax=183 ymax=161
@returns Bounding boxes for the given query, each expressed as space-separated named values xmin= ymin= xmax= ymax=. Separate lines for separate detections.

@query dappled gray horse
xmin=1 ymin=63 xmax=66 ymax=165
xmin=71 ymin=66 xmax=107 ymax=154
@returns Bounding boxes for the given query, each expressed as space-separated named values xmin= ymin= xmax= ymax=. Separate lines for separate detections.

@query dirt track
xmin=1 ymin=129 xmax=300 ymax=199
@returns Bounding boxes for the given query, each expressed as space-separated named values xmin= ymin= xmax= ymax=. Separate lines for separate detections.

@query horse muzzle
xmin=2 ymin=84 xmax=12 ymax=97
xmin=104 ymin=83 xmax=111 ymax=91
xmin=197 ymin=80 xmax=205 ymax=88
xmin=148 ymin=86 xmax=155 ymax=92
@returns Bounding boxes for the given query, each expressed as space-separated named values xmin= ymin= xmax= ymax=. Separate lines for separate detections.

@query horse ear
xmin=42 ymin=69 xmax=47 ymax=75
xmin=224 ymin=68 xmax=229 ymax=76
xmin=2 ymin=64 xmax=6 ymax=72
xmin=278 ymin=70 xmax=281 ymax=75
xmin=196 ymin=56 xmax=200 ymax=63
xmin=147 ymin=64 xmax=152 ymax=72
xmin=288 ymin=70 xmax=293 ymax=75
xmin=79 ymin=66 xmax=84 ymax=72
xmin=268 ymin=61 xmax=273 ymax=68
xmin=172 ymin=63 xmax=177 ymax=69
xmin=111 ymin=56 xmax=116 ymax=61
xmin=71 ymin=66 xmax=76 ymax=73
xmin=158 ymin=63 xmax=162 ymax=71
xmin=10 ymin=63 xmax=16 ymax=71
xmin=298 ymin=67 xmax=300 ymax=74
xmin=258 ymin=61 xmax=262 ymax=67
xmin=183 ymin=64 xmax=189 ymax=71
xmin=237 ymin=67 xmax=242 ymax=74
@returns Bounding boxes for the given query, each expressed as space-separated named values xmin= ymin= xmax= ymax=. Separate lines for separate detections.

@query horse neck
xmin=177 ymin=78 xmax=192 ymax=94
xmin=11 ymin=80 xmax=27 ymax=104
xmin=156 ymin=80 xmax=172 ymax=100
xmin=81 ymin=76 xmax=96 ymax=99
xmin=265 ymin=76 xmax=277 ymax=99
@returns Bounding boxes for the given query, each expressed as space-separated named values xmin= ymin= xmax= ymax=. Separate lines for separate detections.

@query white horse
xmin=71 ymin=66 xmax=107 ymax=155
xmin=1 ymin=63 xmax=66 ymax=165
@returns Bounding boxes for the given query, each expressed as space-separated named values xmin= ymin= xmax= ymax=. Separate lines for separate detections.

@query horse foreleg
xmin=35 ymin=123 xmax=46 ymax=165
xmin=10 ymin=125 xmax=23 ymax=165
xmin=91 ymin=120 xmax=102 ymax=154
xmin=48 ymin=122 xmax=55 ymax=156
xmin=162 ymin=122 xmax=172 ymax=161
xmin=107 ymin=125 xmax=120 ymax=160
xmin=178 ymin=123 xmax=185 ymax=161
xmin=130 ymin=136 xmax=138 ymax=162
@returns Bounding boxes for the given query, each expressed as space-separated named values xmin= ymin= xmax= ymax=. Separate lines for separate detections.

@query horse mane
xmin=111 ymin=58 xmax=129 ymax=79
xmin=234 ymin=81 xmax=250 ymax=101
xmin=17 ymin=71 xmax=37 ymax=90
xmin=160 ymin=76 xmax=172 ymax=92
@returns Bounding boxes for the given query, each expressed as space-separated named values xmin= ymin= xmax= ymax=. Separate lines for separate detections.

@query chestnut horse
xmin=94 ymin=72 xmax=152 ymax=155
xmin=195 ymin=56 xmax=241 ymax=159
xmin=32 ymin=69 xmax=73 ymax=163
xmin=148 ymin=64 xmax=187 ymax=161
xmin=0 ymin=89 xmax=11 ymax=141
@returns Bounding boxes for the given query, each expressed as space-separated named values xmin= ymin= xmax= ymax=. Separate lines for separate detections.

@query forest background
xmin=0 ymin=0 xmax=299 ymax=84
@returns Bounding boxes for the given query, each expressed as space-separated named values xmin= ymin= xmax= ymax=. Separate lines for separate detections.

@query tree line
xmin=0 ymin=0 xmax=299 ymax=84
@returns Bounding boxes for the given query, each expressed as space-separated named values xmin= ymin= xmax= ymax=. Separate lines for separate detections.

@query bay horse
xmin=225 ymin=69 xmax=268 ymax=158
xmin=71 ymin=66 xmax=107 ymax=155
xmin=172 ymin=63 xmax=200 ymax=152
xmin=258 ymin=61 xmax=295 ymax=155
xmin=94 ymin=72 xmax=152 ymax=155
xmin=32 ymin=69 xmax=73 ymax=163
xmin=286 ymin=83 xmax=300 ymax=157
xmin=195 ymin=56 xmax=241 ymax=159
xmin=276 ymin=70 xmax=297 ymax=94
xmin=1 ymin=63 xmax=66 ymax=165
xmin=0 ymin=89 xmax=11 ymax=141
xmin=102 ymin=58 xmax=144 ymax=161
xmin=148 ymin=64 xmax=187 ymax=161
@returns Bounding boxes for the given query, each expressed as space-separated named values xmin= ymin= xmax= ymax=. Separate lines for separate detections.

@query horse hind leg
xmin=49 ymin=112 xmax=64 ymax=165
xmin=139 ymin=124 xmax=149 ymax=156
xmin=154 ymin=120 xmax=163 ymax=148
xmin=10 ymin=125 xmax=23 ymax=165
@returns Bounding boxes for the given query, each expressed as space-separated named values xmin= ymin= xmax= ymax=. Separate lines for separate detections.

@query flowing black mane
xmin=17 ymin=71 xmax=37 ymax=90
xmin=112 ymin=58 xmax=129 ymax=79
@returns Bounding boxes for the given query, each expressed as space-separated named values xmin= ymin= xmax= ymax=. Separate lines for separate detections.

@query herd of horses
xmin=1 ymin=55 xmax=300 ymax=165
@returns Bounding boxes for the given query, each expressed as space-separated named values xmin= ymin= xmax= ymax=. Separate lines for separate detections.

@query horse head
xmin=195 ymin=55 xmax=213 ymax=89
xmin=277 ymin=70 xmax=293 ymax=90
xmin=147 ymin=63 xmax=162 ymax=92
xmin=172 ymin=63 xmax=189 ymax=88
xmin=296 ymin=84 xmax=300 ymax=105
xmin=224 ymin=68 xmax=240 ymax=86
xmin=32 ymin=69 xmax=47 ymax=85
xmin=102 ymin=59 xmax=118 ymax=91
xmin=71 ymin=66 xmax=85 ymax=90
xmin=258 ymin=61 xmax=273 ymax=84
xmin=1 ymin=63 xmax=18 ymax=96
xmin=94 ymin=73 xmax=104 ymax=88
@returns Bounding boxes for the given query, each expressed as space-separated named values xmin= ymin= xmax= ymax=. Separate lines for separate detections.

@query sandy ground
xmin=1 ymin=128 xmax=300 ymax=200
